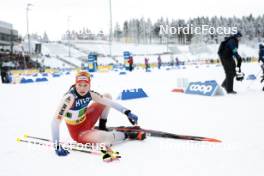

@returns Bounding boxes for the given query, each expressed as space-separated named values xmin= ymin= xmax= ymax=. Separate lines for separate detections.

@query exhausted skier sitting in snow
xmin=51 ymin=70 xmax=146 ymax=156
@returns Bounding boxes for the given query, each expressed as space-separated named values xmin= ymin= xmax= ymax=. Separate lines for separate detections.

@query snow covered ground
xmin=72 ymin=40 xmax=258 ymax=61
xmin=0 ymin=63 xmax=264 ymax=176
xmin=27 ymin=41 xmax=259 ymax=68
xmin=41 ymin=42 xmax=85 ymax=67
xmin=41 ymin=56 xmax=73 ymax=68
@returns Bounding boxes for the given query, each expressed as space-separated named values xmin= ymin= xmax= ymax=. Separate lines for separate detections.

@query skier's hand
xmin=55 ymin=144 xmax=70 ymax=156
xmin=124 ymin=110 xmax=138 ymax=125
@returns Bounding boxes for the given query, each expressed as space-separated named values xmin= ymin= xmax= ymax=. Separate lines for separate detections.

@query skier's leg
xmin=226 ymin=73 xmax=235 ymax=92
xmin=261 ymin=63 xmax=264 ymax=74
xmin=77 ymin=128 xmax=146 ymax=146
xmin=222 ymin=67 xmax=228 ymax=90
xmin=221 ymin=78 xmax=226 ymax=89
xmin=99 ymin=93 xmax=112 ymax=120
xmin=98 ymin=93 xmax=112 ymax=130
xmin=225 ymin=60 xmax=236 ymax=92
xmin=220 ymin=57 xmax=228 ymax=90
xmin=78 ymin=93 xmax=146 ymax=145
xmin=83 ymin=93 xmax=112 ymax=129
xmin=261 ymin=63 xmax=264 ymax=83
xmin=77 ymin=93 xmax=127 ymax=145
xmin=77 ymin=129 xmax=126 ymax=146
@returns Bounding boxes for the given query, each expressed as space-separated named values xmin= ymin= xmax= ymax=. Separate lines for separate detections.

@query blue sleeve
xmin=226 ymin=40 xmax=238 ymax=57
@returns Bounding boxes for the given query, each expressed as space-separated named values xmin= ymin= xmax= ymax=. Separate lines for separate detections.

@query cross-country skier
xmin=218 ymin=31 xmax=243 ymax=94
xmin=51 ymin=70 xmax=146 ymax=156
xmin=128 ymin=56 xmax=134 ymax=72
xmin=157 ymin=55 xmax=162 ymax=69
xmin=144 ymin=57 xmax=150 ymax=72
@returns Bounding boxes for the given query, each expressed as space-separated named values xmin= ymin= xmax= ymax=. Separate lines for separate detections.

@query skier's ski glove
xmin=124 ymin=110 xmax=138 ymax=125
xmin=55 ymin=144 xmax=70 ymax=156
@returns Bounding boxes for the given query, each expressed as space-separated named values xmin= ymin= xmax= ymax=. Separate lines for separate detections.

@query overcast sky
xmin=0 ymin=0 xmax=263 ymax=40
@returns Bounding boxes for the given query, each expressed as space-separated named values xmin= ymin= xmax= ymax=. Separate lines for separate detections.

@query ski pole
xmin=16 ymin=137 xmax=101 ymax=154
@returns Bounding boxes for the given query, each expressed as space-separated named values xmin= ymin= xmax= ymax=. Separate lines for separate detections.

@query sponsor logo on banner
xmin=185 ymin=80 xmax=223 ymax=96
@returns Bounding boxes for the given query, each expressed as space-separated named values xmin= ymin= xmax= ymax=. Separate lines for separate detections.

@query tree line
xmin=113 ymin=14 xmax=264 ymax=44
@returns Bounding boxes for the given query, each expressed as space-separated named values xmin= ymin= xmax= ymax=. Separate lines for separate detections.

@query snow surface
xmin=1 ymin=63 xmax=264 ymax=176
xmin=72 ymin=40 xmax=258 ymax=61
xmin=41 ymin=43 xmax=85 ymax=67
xmin=28 ymin=41 xmax=259 ymax=68
xmin=42 ymin=56 xmax=74 ymax=69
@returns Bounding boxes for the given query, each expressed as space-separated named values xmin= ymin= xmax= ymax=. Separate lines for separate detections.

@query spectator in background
xmin=144 ymin=57 xmax=149 ymax=72
xmin=157 ymin=55 xmax=162 ymax=69
xmin=175 ymin=57 xmax=180 ymax=68
xmin=128 ymin=56 xmax=134 ymax=72
xmin=1 ymin=65 xmax=10 ymax=83
xmin=170 ymin=56 xmax=175 ymax=68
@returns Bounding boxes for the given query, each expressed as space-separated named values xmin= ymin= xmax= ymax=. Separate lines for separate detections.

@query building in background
xmin=0 ymin=20 xmax=19 ymax=53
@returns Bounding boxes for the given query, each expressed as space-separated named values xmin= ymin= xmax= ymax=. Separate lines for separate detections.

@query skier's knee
xmin=103 ymin=93 xmax=112 ymax=100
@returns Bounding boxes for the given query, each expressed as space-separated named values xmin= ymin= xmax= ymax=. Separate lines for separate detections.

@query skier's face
xmin=76 ymin=82 xmax=90 ymax=96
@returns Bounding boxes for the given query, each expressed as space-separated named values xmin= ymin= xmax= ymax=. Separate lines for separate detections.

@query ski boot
xmin=125 ymin=131 xmax=147 ymax=140
xmin=227 ymin=90 xmax=237 ymax=94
